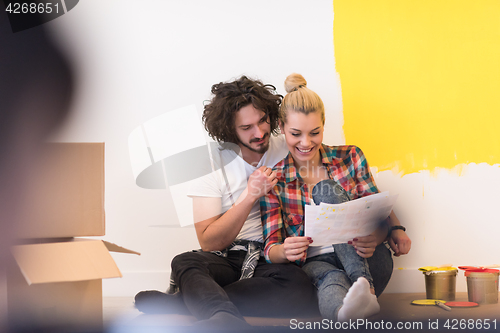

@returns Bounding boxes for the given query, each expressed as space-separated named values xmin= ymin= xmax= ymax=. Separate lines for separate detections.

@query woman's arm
xmin=260 ymin=188 xmax=287 ymax=263
xmin=260 ymin=189 xmax=313 ymax=263
xmin=261 ymin=183 xmax=313 ymax=263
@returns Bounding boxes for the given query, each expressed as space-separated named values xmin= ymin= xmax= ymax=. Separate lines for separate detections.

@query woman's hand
xmin=349 ymin=235 xmax=377 ymax=258
xmin=283 ymin=236 xmax=312 ymax=262
xmin=388 ymin=230 xmax=411 ymax=257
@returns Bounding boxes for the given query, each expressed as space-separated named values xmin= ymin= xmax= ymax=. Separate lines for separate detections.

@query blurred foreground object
xmin=1 ymin=4 xmax=74 ymax=332
xmin=0 ymin=1 xmax=73 ymax=262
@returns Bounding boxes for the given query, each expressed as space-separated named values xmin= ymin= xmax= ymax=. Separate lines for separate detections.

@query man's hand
xmin=388 ymin=230 xmax=411 ymax=257
xmin=247 ymin=166 xmax=278 ymax=201
xmin=283 ymin=236 xmax=312 ymax=262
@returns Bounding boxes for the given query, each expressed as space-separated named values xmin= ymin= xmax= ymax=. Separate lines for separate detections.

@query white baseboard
xmin=103 ymin=269 xmax=469 ymax=297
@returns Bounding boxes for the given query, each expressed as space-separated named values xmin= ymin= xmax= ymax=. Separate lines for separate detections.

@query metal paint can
xmin=466 ymin=270 xmax=499 ymax=304
xmin=423 ymin=268 xmax=458 ymax=301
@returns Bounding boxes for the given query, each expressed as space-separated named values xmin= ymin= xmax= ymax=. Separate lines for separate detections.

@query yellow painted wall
xmin=335 ymin=0 xmax=500 ymax=174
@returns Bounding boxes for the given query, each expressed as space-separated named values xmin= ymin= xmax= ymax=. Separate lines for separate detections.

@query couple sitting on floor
xmin=135 ymin=73 xmax=411 ymax=328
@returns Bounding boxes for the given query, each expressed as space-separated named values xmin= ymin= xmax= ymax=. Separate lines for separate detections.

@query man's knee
xmin=172 ymin=251 xmax=199 ymax=267
xmin=367 ymin=244 xmax=393 ymax=296
xmin=171 ymin=251 xmax=207 ymax=278
xmin=268 ymin=263 xmax=314 ymax=290
xmin=263 ymin=263 xmax=319 ymax=315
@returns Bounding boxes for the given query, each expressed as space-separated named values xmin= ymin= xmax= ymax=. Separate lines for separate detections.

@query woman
xmin=260 ymin=73 xmax=411 ymax=321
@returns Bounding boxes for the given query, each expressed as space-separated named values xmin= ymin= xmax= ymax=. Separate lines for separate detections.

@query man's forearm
xmin=196 ymin=189 xmax=257 ymax=251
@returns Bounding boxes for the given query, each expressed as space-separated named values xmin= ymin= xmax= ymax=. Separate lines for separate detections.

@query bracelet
xmin=387 ymin=225 xmax=406 ymax=239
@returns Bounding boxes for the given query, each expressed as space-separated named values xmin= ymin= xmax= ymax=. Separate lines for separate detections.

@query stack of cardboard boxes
xmin=6 ymin=143 xmax=138 ymax=330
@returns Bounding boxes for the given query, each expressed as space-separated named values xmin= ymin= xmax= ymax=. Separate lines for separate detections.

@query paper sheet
xmin=304 ymin=191 xmax=398 ymax=246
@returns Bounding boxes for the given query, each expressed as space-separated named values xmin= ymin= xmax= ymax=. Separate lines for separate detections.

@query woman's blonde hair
xmin=280 ymin=73 xmax=325 ymax=124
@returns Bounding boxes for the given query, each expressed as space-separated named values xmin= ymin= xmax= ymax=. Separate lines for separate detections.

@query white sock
xmin=337 ymin=277 xmax=380 ymax=322
xmin=365 ymin=292 xmax=381 ymax=318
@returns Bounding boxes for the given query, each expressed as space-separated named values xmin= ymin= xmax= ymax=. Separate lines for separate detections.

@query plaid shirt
xmin=260 ymin=144 xmax=379 ymax=265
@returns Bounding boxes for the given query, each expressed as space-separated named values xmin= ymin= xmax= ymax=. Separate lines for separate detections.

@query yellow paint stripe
xmin=334 ymin=0 xmax=500 ymax=174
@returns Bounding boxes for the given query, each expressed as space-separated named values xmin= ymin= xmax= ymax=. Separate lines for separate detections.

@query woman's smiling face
xmin=280 ymin=110 xmax=324 ymax=166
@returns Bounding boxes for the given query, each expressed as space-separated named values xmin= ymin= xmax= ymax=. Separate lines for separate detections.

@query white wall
xmin=373 ymin=165 xmax=500 ymax=293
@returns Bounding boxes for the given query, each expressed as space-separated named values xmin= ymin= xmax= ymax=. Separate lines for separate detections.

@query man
xmin=135 ymin=76 xmax=319 ymax=327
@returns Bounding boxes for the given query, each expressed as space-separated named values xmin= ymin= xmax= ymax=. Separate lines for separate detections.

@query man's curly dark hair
xmin=202 ymin=76 xmax=282 ymax=144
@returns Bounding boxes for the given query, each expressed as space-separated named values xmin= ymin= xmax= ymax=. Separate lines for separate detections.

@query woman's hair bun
xmin=284 ymin=73 xmax=307 ymax=93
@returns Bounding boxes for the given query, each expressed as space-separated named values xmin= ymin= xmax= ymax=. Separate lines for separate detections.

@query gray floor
xmin=103 ymin=297 xmax=141 ymax=326
xmin=103 ymin=292 xmax=500 ymax=331
xmin=375 ymin=292 xmax=500 ymax=324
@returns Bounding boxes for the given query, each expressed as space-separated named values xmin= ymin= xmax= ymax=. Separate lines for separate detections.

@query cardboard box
xmin=6 ymin=142 xmax=139 ymax=330
xmin=16 ymin=143 xmax=105 ymax=238
xmin=7 ymin=238 xmax=140 ymax=330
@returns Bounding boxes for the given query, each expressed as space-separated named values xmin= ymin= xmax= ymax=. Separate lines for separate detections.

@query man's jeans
xmin=302 ymin=243 xmax=392 ymax=320
xmin=171 ymin=250 xmax=319 ymax=319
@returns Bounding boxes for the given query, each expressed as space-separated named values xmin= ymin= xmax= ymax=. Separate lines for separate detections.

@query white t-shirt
xmin=187 ymin=134 xmax=288 ymax=242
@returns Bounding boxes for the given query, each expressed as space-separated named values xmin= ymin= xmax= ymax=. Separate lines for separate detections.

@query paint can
xmin=465 ymin=269 xmax=499 ymax=304
xmin=423 ymin=268 xmax=458 ymax=301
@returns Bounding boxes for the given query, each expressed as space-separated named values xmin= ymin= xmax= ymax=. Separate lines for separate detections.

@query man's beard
xmin=238 ymin=133 xmax=270 ymax=154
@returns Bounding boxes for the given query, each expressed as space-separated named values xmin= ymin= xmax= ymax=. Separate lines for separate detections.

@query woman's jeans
xmin=303 ymin=243 xmax=393 ymax=320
